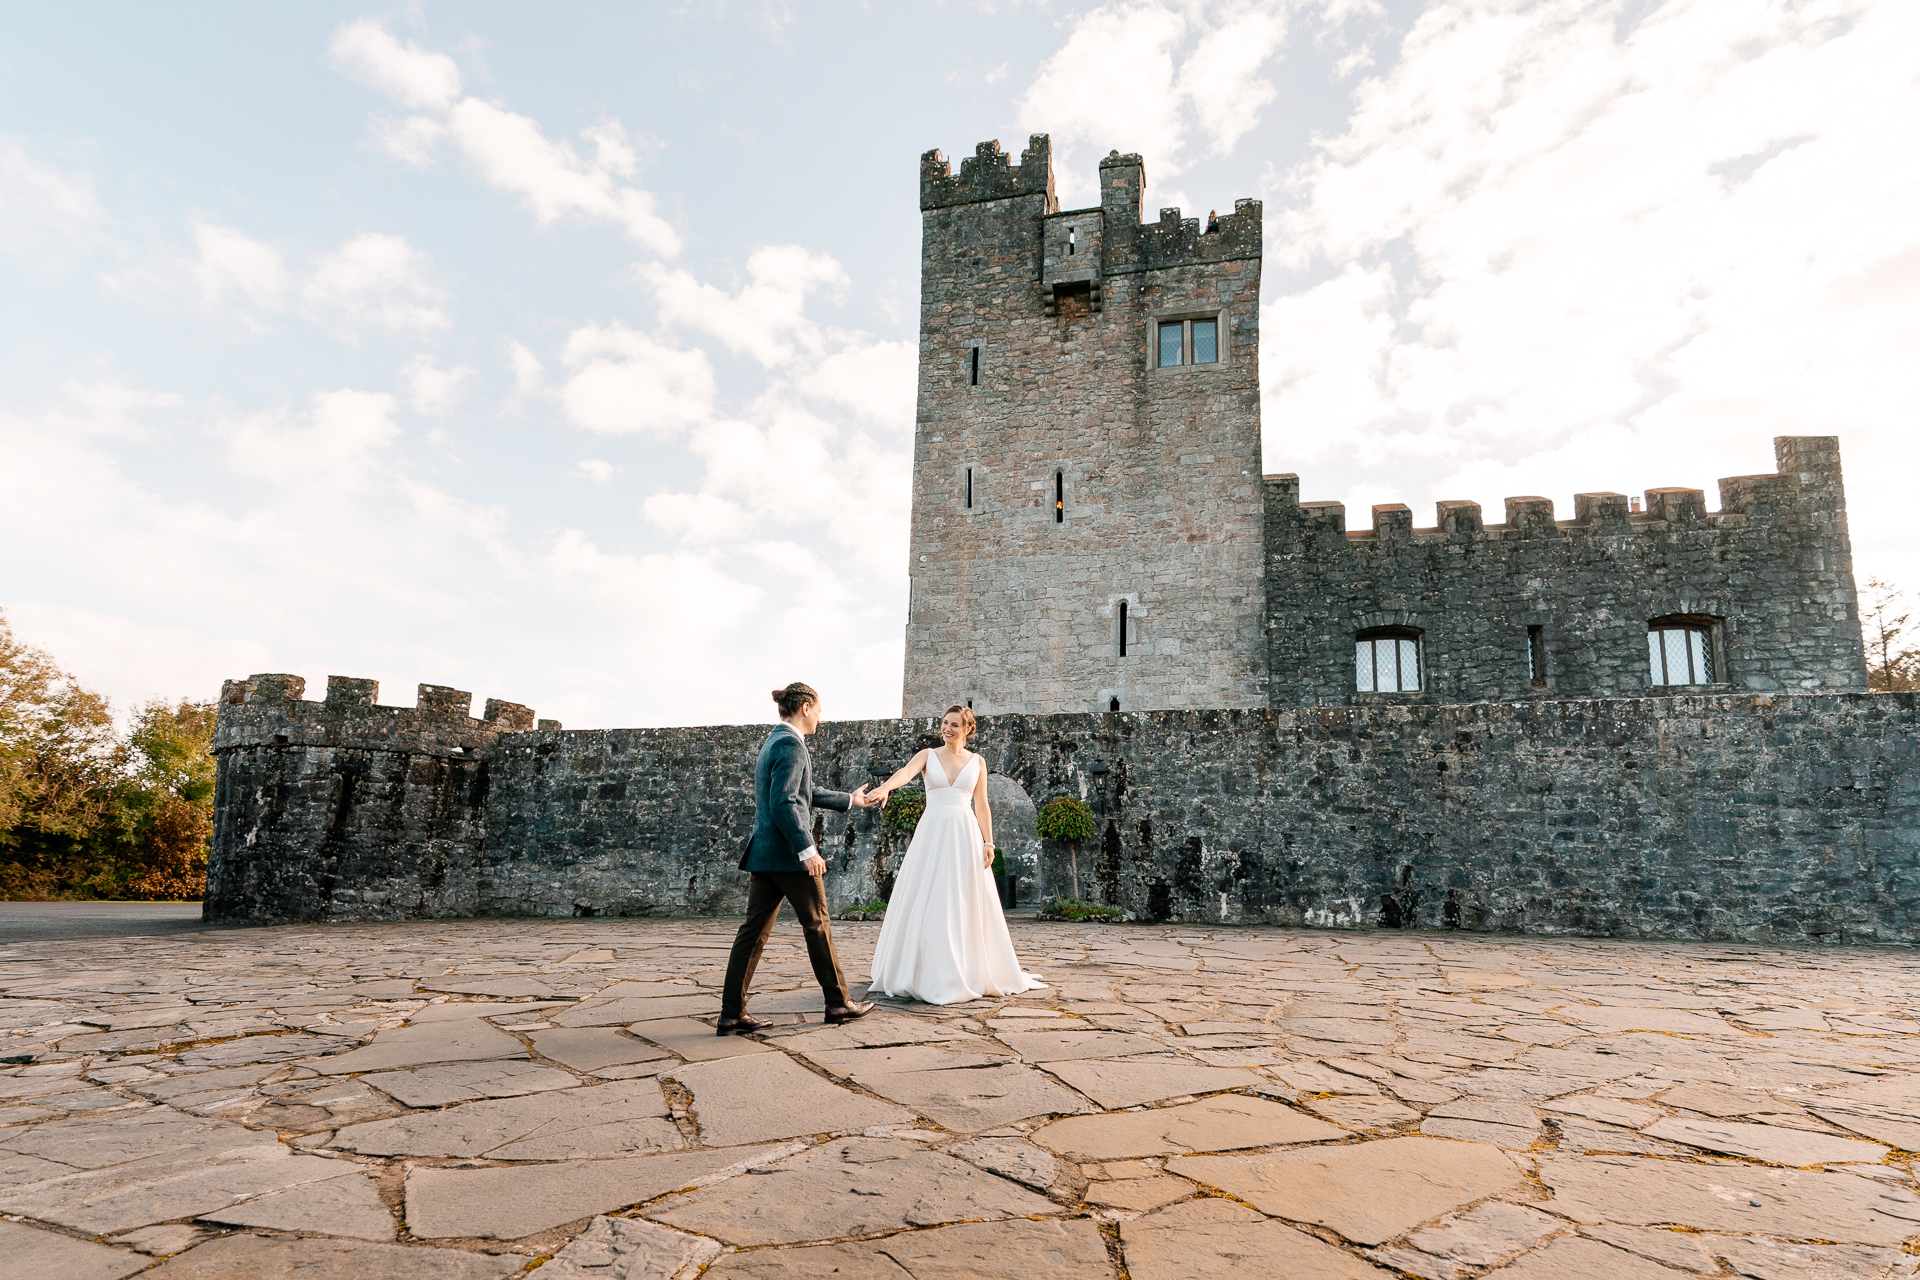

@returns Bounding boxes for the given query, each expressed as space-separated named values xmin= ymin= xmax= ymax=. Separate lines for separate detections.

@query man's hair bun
xmin=772 ymin=682 xmax=820 ymax=717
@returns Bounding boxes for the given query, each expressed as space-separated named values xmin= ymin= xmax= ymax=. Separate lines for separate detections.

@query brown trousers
xmin=721 ymin=871 xmax=850 ymax=1019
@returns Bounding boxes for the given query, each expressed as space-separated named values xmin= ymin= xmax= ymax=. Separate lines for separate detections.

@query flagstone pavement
xmin=4 ymin=918 xmax=1920 ymax=1279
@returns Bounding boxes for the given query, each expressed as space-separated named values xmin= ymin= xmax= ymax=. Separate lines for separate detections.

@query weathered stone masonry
xmin=210 ymin=675 xmax=1919 ymax=945
xmin=207 ymin=134 xmax=1898 ymax=943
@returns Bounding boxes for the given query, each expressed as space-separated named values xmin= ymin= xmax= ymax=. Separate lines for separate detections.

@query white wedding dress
xmin=868 ymin=750 xmax=1046 ymax=1005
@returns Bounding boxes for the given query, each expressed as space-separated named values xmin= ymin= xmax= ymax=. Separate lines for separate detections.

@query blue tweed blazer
xmin=739 ymin=725 xmax=852 ymax=873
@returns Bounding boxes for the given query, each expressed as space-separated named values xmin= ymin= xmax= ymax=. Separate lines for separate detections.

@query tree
xmin=1 ymin=608 xmax=215 ymax=900
xmin=0 ymin=608 xmax=122 ymax=851
xmin=111 ymin=698 xmax=217 ymax=900
xmin=1862 ymin=577 xmax=1920 ymax=693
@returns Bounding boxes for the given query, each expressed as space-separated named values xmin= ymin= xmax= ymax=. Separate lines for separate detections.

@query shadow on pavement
xmin=0 ymin=901 xmax=215 ymax=944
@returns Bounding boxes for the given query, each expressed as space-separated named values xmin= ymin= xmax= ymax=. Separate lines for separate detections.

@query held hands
xmin=849 ymin=785 xmax=881 ymax=809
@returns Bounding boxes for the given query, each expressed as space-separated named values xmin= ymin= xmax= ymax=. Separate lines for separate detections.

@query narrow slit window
xmin=1527 ymin=625 xmax=1547 ymax=687
xmin=1118 ymin=600 xmax=1129 ymax=657
xmin=1068 ymin=227 xmax=1077 ymax=256
xmin=1158 ymin=322 xmax=1183 ymax=368
xmin=969 ymin=347 xmax=980 ymax=386
xmin=1191 ymin=318 xmax=1218 ymax=364
xmin=1356 ymin=629 xmax=1422 ymax=693
xmin=1054 ymin=471 xmax=1064 ymax=523
xmin=965 ymin=467 xmax=973 ymax=509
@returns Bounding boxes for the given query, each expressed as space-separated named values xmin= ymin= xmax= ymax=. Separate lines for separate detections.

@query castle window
xmin=1068 ymin=227 xmax=1077 ymax=256
xmin=1158 ymin=322 xmax=1183 ymax=368
xmin=1191 ymin=319 xmax=1217 ymax=364
xmin=1527 ymin=625 xmax=1547 ymax=687
xmin=1648 ymin=618 xmax=1716 ymax=686
xmin=969 ymin=347 xmax=980 ymax=386
xmin=965 ymin=466 xmax=973 ymax=509
xmin=1055 ymin=470 xmax=1064 ymax=523
xmin=1109 ymin=697 xmax=1121 ymax=712
xmin=1356 ymin=627 xmax=1422 ymax=693
xmin=1118 ymin=600 xmax=1129 ymax=657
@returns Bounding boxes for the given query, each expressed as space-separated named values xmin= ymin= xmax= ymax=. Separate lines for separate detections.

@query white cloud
xmin=506 ymin=340 xmax=547 ymax=403
xmin=330 ymin=19 xmax=678 ymax=255
xmin=0 ymin=135 xmax=106 ymax=260
xmin=793 ymin=338 xmax=917 ymax=427
xmin=573 ymin=459 xmax=621 ymax=483
xmin=191 ymin=223 xmax=288 ymax=312
xmin=329 ymin=17 xmax=462 ymax=110
xmin=302 ymin=232 xmax=448 ymax=337
xmin=644 ymin=244 xmax=846 ymax=366
xmin=560 ymin=322 xmax=715 ymax=436
xmin=228 ymin=388 xmax=400 ymax=486
xmin=372 ymin=114 xmax=447 ymax=168
xmin=1261 ymin=0 xmax=1920 ymax=596
xmin=1018 ymin=3 xmax=1293 ymax=203
xmin=399 ymin=355 xmax=474 ymax=415
xmin=644 ymin=491 xmax=751 ymax=542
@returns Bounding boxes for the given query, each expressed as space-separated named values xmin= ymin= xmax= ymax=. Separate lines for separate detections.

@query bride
xmin=867 ymin=705 xmax=1046 ymax=1005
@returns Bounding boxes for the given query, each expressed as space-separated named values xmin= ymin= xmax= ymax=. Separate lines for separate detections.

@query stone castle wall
xmin=209 ymin=676 xmax=1920 ymax=946
xmin=1265 ymin=436 xmax=1868 ymax=706
xmin=903 ymin=137 xmax=1269 ymax=717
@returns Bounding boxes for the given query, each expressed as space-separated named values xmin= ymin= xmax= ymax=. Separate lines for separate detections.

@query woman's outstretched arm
xmin=972 ymin=761 xmax=994 ymax=867
xmin=872 ymin=749 xmax=929 ymax=802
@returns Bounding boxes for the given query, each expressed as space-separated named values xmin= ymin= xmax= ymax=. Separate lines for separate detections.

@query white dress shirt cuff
xmin=795 ymin=845 xmax=818 ymax=862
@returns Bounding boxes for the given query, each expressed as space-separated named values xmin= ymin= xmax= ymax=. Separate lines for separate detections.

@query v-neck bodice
xmin=925 ymin=751 xmax=979 ymax=804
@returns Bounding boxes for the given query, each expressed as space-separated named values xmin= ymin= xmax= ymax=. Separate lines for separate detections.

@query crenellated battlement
xmin=212 ymin=673 xmax=558 ymax=757
xmin=920 ymin=135 xmax=1056 ymax=211
xmin=1262 ymin=436 xmax=1863 ymax=705
xmin=1266 ymin=436 xmax=1845 ymax=543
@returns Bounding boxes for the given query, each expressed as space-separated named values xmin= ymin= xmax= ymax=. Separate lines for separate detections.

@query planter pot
xmin=995 ymin=874 xmax=1017 ymax=910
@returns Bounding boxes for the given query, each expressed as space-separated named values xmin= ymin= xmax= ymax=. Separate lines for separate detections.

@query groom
xmin=718 ymin=681 xmax=881 ymax=1034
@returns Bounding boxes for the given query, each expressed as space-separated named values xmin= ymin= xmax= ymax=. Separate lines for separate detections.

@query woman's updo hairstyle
xmin=772 ymin=682 xmax=819 ymax=718
xmin=944 ymin=704 xmax=978 ymax=741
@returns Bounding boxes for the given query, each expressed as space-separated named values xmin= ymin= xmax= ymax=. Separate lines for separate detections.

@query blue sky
xmin=4 ymin=1 xmax=1915 ymax=729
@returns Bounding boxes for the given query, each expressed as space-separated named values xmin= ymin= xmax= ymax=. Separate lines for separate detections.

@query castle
xmin=201 ymin=137 xmax=1914 ymax=943
xmin=904 ymin=136 xmax=1866 ymax=715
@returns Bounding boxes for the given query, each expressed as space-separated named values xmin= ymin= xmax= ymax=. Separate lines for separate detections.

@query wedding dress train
xmin=867 ymin=751 xmax=1046 ymax=1005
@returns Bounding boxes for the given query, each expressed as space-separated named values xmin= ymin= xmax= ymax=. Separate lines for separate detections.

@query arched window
xmin=1648 ymin=617 xmax=1717 ymax=686
xmin=1356 ymin=627 xmax=1422 ymax=693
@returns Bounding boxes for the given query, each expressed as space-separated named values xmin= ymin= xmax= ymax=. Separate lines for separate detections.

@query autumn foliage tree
xmin=1 ymin=608 xmax=214 ymax=900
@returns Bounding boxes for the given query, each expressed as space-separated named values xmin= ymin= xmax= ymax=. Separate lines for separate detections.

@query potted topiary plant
xmin=1035 ymin=794 xmax=1097 ymax=902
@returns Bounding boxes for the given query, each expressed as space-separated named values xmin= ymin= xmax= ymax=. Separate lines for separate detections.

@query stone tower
xmin=903 ymin=136 xmax=1268 ymax=716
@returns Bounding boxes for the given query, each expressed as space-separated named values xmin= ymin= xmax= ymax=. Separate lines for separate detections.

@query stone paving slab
xmin=0 ymin=1217 xmax=151 ymax=1280
xmin=703 ymin=1217 xmax=1113 ymax=1279
xmin=143 ymin=1234 xmax=524 ymax=1277
xmin=6 ymin=919 xmax=1920 ymax=1276
xmin=851 ymin=1061 xmax=1092 ymax=1131
xmin=667 ymin=1052 xmax=912 ymax=1146
xmin=1173 ymin=1136 xmax=1525 ymax=1245
xmin=1122 ymin=1197 xmax=1392 ymax=1280
xmin=1033 ymin=1092 xmax=1344 ymax=1159
xmin=647 ymin=1135 xmax=1057 ymax=1245
xmin=406 ymin=1144 xmax=788 ymax=1239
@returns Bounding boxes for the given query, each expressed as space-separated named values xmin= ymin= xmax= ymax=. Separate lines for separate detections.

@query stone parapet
xmin=209 ymin=690 xmax=1920 ymax=945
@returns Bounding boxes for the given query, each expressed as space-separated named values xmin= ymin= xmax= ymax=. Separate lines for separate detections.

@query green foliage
xmin=881 ymin=787 xmax=925 ymax=834
xmin=1035 ymin=795 xmax=1096 ymax=843
xmin=1038 ymin=896 xmax=1123 ymax=922
xmin=0 ymin=608 xmax=214 ymax=901
xmin=991 ymin=846 xmax=1005 ymax=876
xmin=846 ymin=900 xmax=888 ymax=915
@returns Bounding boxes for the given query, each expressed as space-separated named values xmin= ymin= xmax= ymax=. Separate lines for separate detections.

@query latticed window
xmin=1648 ymin=621 xmax=1715 ymax=685
xmin=1158 ymin=322 xmax=1183 ymax=367
xmin=1356 ymin=629 xmax=1422 ymax=693
xmin=1191 ymin=318 xmax=1217 ymax=363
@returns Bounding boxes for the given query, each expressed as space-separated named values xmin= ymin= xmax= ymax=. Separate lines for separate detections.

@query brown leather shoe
xmin=823 ymin=1000 xmax=875 ymax=1025
xmin=714 ymin=1015 xmax=772 ymax=1036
